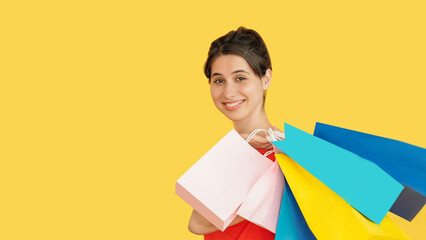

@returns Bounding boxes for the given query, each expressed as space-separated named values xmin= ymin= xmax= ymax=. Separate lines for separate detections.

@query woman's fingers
xmin=250 ymin=134 xmax=269 ymax=143
xmin=247 ymin=135 xmax=273 ymax=149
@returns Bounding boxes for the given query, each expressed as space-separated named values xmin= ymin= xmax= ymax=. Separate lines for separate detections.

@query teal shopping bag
xmin=272 ymin=123 xmax=404 ymax=224
xmin=313 ymin=122 xmax=426 ymax=221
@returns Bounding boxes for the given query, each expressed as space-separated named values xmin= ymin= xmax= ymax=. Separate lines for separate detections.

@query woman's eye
xmin=237 ymin=77 xmax=246 ymax=81
xmin=214 ymin=79 xmax=224 ymax=84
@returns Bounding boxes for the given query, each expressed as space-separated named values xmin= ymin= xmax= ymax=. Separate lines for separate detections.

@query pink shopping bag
xmin=176 ymin=129 xmax=284 ymax=232
xmin=236 ymin=159 xmax=285 ymax=233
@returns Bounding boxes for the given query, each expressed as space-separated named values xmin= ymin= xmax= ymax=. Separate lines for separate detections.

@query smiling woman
xmin=187 ymin=26 xmax=280 ymax=240
xmin=205 ymin=26 xmax=275 ymax=137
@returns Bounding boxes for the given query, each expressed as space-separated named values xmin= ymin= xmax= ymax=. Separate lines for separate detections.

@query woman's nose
xmin=224 ymin=82 xmax=237 ymax=98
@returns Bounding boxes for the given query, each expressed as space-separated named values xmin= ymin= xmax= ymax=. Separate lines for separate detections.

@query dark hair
xmin=203 ymin=26 xmax=272 ymax=82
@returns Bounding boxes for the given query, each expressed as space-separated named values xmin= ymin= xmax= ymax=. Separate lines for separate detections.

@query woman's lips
xmin=223 ymin=100 xmax=245 ymax=111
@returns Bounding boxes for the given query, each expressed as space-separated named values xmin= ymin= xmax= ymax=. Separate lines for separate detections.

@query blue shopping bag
xmin=275 ymin=178 xmax=316 ymax=240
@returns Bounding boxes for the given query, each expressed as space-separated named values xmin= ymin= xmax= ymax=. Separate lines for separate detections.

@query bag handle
xmin=245 ymin=128 xmax=285 ymax=157
xmin=245 ymin=128 xmax=284 ymax=143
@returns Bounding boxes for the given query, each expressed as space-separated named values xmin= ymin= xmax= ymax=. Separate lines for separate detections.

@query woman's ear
xmin=262 ymin=69 xmax=272 ymax=90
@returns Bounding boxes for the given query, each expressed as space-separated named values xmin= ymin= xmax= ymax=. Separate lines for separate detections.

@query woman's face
xmin=210 ymin=54 xmax=270 ymax=122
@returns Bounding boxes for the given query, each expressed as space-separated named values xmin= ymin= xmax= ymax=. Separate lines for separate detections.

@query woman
xmin=188 ymin=26 xmax=281 ymax=240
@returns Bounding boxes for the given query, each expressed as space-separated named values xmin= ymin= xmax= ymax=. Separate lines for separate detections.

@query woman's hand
xmin=239 ymin=126 xmax=283 ymax=150
xmin=188 ymin=210 xmax=218 ymax=235
xmin=188 ymin=209 xmax=246 ymax=235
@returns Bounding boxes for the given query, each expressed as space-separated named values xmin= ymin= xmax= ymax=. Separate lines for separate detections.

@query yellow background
xmin=1 ymin=0 xmax=425 ymax=239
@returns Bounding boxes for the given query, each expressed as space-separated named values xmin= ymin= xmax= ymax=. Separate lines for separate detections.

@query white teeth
xmin=226 ymin=101 xmax=242 ymax=107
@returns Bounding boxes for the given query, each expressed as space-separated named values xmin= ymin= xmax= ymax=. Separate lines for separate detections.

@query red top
xmin=204 ymin=148 xmax=276 ymax=240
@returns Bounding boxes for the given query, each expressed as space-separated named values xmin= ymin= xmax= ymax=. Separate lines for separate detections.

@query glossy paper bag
xmin=274 ymin=178 xmax=316 ymax=240
xmin=272 ymin=123 xmax=404 ymax=224
xmin=314 ymin=122 xmax=426 ymax=221
xmin=276 ymin=153 xmax=410 ymax=240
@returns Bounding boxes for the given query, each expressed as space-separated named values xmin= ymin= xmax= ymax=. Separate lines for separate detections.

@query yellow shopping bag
xmin=276 ymin=153 xmax=410 ymax=240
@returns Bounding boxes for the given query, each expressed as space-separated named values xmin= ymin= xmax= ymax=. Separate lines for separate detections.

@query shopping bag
xmin=389 ymin=185 xmax=426 ymax=221
xmin=313 ymin=122 xmax=426 ymax=221
xmin=276 ymin=153 xmax=410 ymax=240
xmin=272 ymin=123 xmax=404 ymax=224
xmin=175 ymin=129 xmax=285 ymax=232
xmin=275 ymin=178 xmax=316 ymax=240
xmin=236 ymin=159 xmax=285 ymax=233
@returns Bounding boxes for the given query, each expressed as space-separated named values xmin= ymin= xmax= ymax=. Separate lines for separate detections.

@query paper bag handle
xmin=245 ymin=128 xmax=285 ymax=157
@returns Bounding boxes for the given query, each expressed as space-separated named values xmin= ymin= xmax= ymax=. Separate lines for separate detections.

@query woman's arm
xmin=188 ymin=209 xmax=246 ymax=235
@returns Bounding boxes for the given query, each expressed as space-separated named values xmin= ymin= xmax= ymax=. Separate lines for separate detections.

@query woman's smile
xmin=223 ymin=99 xmax=246 ymax=110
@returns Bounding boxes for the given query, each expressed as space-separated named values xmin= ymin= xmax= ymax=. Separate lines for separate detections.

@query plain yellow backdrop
xmin=1 ymin=0 xmax=425 ymax=239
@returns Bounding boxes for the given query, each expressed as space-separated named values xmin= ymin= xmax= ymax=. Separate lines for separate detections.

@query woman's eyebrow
xmin=232 ymin=70 xmax=250 ymax=75
xmin=211 ymin=70 xmax=250 ymax=77
xmin=211 ymin=72 xmax=223 ymax=77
